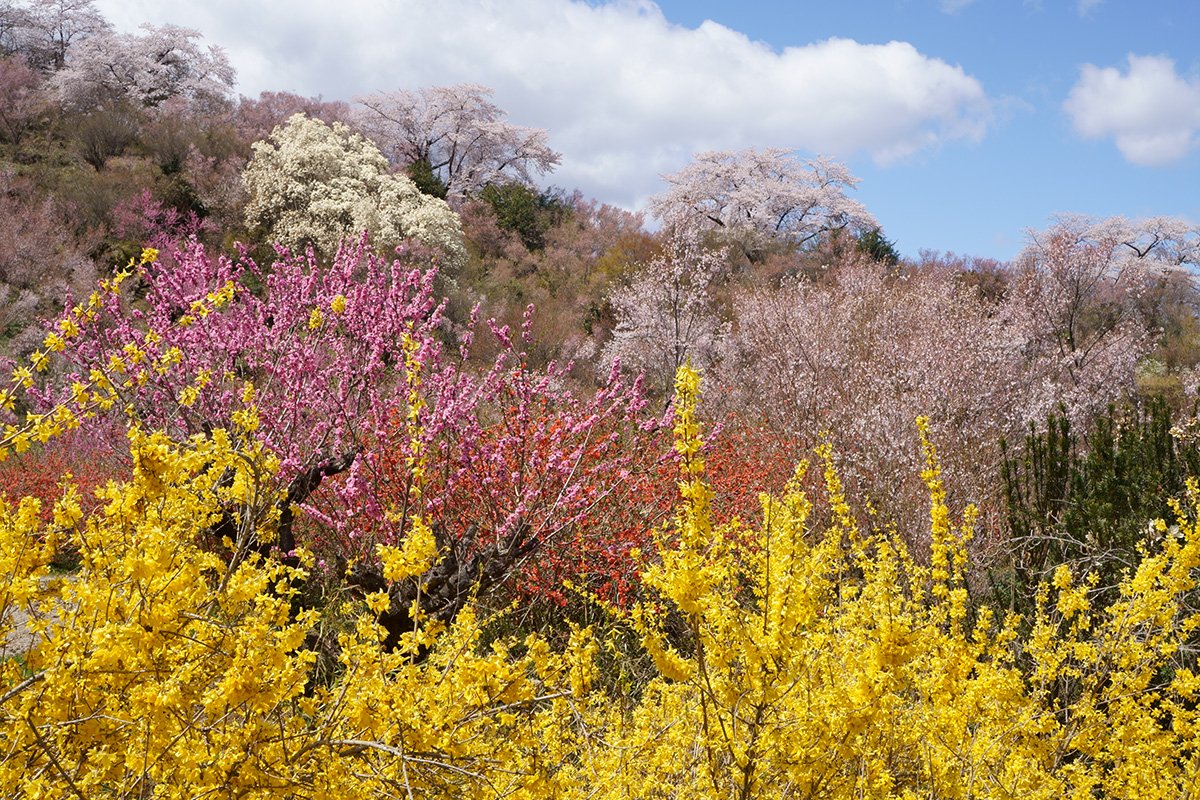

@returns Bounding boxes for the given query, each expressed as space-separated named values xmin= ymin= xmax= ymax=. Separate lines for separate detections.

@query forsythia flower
xmin=365 ymin=590 xmax=391 ymax=614
xmin=3 ymin=364 xmax=1200 ymax=800
xmin=377 ymin=519 xmax=438 ymax=582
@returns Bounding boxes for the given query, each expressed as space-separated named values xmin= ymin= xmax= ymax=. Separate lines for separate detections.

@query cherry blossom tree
xmin=0 ymin=54 xmax=45 ymax=143
xmin=1113 ymin=215 xmax=1200 ymax=265
xmin=649 ymin=148 xmax=877 ymax=262
xmin=0 ymin=169 xmax=95 ymax=359
xmin=235 ymin=90 xmax=352 ymax=143
xmin=355 ymin=83 xmax=560 ymax=203
xmin=1007 ymin=215 xmax=1196 ymax=419
xmin=2 ymin=0 xmax=109 ymax=70
xmin=720 ymin=255 xmax=1014 ymax=543
xmin=0 ymin=3 xmax=23 ymax=56
xmin=716 ymin=245 xmax=1157 ymax=551
xmin=242 ymin=113 xmax=465 ymax=264
xmin=601 ymin=229 xmax=728 ymax=395
xmin=51 ymin=22 xmax=234 ymax=111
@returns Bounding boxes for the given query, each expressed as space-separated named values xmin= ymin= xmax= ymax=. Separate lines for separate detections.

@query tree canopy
xmin=355 ymin=83 xmax=560 ymax=204
xmin=242 ymin=113 xmax=466 ymax=263
xmin=649 ymin=147 xmax=877 ymax=260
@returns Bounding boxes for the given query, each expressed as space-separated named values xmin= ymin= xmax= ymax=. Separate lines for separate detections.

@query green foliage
xmin=404 ymin=156 xmax=448 ymax=199
xmin=479 ymin=181 xmax=570 ymax=251
xmin=856 ymin=225 xmax=900 ymax=266
xmin=998 ymin=398 xmax=1200 ymax=609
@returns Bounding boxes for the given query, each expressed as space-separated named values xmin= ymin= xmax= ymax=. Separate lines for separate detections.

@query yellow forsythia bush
xmin=0 ymin=424 xmax=594 ymax=798
xmin=581 ymin=368 xmax=1200 ymax=798
xmin=2 ymin=366 xmax=1200 ymax=798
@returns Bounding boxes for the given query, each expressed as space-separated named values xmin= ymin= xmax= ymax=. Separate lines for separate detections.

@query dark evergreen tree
xmin=997 ymin=398 xmax=1200 ymax=612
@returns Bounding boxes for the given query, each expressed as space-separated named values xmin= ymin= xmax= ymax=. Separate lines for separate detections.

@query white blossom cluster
xmin=355 ymin=83 xmax=560 ymax=204
xmin=51 ymin=22 xmax=235 ymax=110
xmin=242 ymin=113 xmax=465 ymax=265
xmin=649 ymin=148 xmax=878 ymax=258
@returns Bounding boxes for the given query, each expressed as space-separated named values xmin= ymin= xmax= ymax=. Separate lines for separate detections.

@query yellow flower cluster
xmin=600 ymin=368 xmax=1200 ymax=799
xmin=2 ymin=364 xmax=1200 ymax=798
xmin=0 ymin=423 xmax=596 ymax=797
xmin=376 ymin=327 xmax=442 ymax=616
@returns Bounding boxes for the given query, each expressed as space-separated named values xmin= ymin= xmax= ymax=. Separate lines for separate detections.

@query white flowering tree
xmin=355 ymin=83 xmax=560 ymax=203
xmin=51 ymin=22 xmax=234 ymax=110
xmin=242 ymin=113 xmax=465 ymax=264
xmin=2 ymin=0 xmax=109 ymax=70
xmin=1007 ymin=215 xmax=1200 ymax=416
xmin=649 ymin=148 xmax=877 ymax=262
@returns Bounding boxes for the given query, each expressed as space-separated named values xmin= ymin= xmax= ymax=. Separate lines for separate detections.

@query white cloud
xmin=94 ymin=0 xmax=992 ymax=209
xmin=1064 ymin=54 xmax=1200 ymax=166
xmin=1076 ymin=0 xmax=1103 ymax=16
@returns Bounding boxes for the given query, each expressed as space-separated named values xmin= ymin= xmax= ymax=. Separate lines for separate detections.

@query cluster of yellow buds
xmin=0 ymin=250 xmax=159 ymax=461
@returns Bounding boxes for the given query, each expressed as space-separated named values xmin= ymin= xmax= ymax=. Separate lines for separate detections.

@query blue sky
xmin=96 ymin=0 xmax=1200 ymax=261
xmin=641 ymin=0 xmax=1200 ymax=259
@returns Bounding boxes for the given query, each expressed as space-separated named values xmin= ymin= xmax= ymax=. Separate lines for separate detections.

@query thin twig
xmin=331 ymin=739 xmax=485 ymax=781
xmin=25 ymin=715 xmax=88 ymax=800
xmin=0 ymin=670 xmax=44 ymax=707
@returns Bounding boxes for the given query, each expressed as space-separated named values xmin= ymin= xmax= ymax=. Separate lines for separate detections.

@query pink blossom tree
xmin=109 ymin=188 xmax=208 ymax=251
xmin=354 ymin=83 xmax=560 ymax=204
xmin=51 ymin=22 xmax=234 ymax=111
xmin=719 ymin=254 xmax=1019 ymax=545
xmin=34 ymin=237 xmax=656 ymax=642
xmin=3 ymin=0 xmax=109 ymax=71
xmin=1007 ymin=215 xmax=1197 ymax=419
xmin=649 ymin=148 xmax=877 ymax=262
xmin=0 ymin=169 xmax=95 ymax=358
xmin=0 ymin=3 xmax=24 ymax=57
xmin=234 ymin=90 xmax=353 ymax=143
xmin=0 ymin=54 xmax=46 ymax=143
xmin=601 ymin=228 xmax=728 ymax=395
xmin=715 ymin=241 xmax=1158 ymax=552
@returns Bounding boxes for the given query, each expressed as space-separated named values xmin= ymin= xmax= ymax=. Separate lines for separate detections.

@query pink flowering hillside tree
xmin=718 ymin=252 xmax=1042 ymax=549
xmin=355 ymin=83 xmax=560 ymax=204
xmin=649 ymin=148 xmax=877 ymax=264
xmin=1007 ymin=214 xmax=1200 ymax=418
xmin=1 ymin=0 xmax=110 ymax=71
xmin=0 ymin=54 xmax=46 ymax=144
xmin=601 ymin=228 xmax=728 ymax=396
xmin=714 ymin=215 xmax=1193 ymax=554
xmin=50 ymin=21 xmax=234 ymax=111
xmin=35 ymin=236 xmax=657 ymax=643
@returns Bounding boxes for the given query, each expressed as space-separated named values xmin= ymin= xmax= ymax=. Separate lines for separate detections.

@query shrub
xmin=998 ymin=398 xmax=1200 ymax=611
xmin=4 ymin=366 xmax=1200 ymax=797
